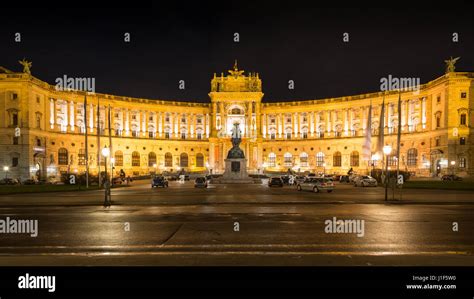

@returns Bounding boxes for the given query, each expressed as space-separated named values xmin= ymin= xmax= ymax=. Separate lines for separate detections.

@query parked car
xmin=295 ymin=176 xmax=306 ymax=184
xmin=280 ymin=175 xmax=290 ymax=185
xmin=268 ymin=177 xmax=284 ymax=187
xmin=112 ymin=177 xmax=124 ymax=185
xmin=22 ymin=179 xmax=38 ymax=185
xmin=151 ymin=176 xmax=168 ymax=188
xmin=339 ymin=175 xmax=350 ymax=183
xmin=354 ymin=175 xmax=378 ymax=187
xmin=441 ymin=174 xmax=462 ymax=181
xmin=297 ymin=177 xmax=334 ymax=193
xmin=194 ymin=177 xmax=208 ymax=188
xmin=0 ymin=178 xmax=20 ymax=185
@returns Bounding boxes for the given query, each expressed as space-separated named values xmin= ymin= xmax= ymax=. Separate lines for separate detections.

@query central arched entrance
xmin=226 ymin=105 xmax=246 ymax=137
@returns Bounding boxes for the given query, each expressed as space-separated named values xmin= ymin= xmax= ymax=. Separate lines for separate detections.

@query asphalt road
xmin=0 ymin=181 xmax=473 ymax=266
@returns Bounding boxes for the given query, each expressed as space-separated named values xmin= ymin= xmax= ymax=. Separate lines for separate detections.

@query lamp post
xmin=110 ymin=157 xmax=115 ymax=186
xmin=383 ymin=145 xmax=392 ymax=201
xmin=101 ymin=146 xmax=111 ymax=206
xmin=450 ymin=160 xmax=456 ymax=175
xmin=322 ymin=163 xmax=326 ymax=176
xmin=371 ymin=153 xmax=380 ymax=176
xmin=3 ymin=166 xmax=9 ymax=179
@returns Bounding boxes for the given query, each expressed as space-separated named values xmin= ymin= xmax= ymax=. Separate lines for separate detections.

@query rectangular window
xmin=435 ymin=138 xmax=440 ymax=147
xmin=149 ymin=116 xmax=153 ymax=121
xmin=149 ymin=131 xmax=155 ymax=138
xmin=461 ymin=92 xmax=467 ymax=99
xmin=181 ymin=133 xmax=186 ymax=139
xmin=460 ymin=137 xmax=466 ymax=145
xmin=302 ymin=132 xmax=308 ymax=139
xmin=436 ymin=117 xmax=441 ymax=128
xmin=165 ymin=132 xmax=170 ymax=139
xmin=12 ymin=113 xmax=18 ymax=126
xmin=132 ymin=130 xmax=138 ymax=137
xmin=12 ymin=93 xmax=18 ymax=100
xmin=197 ymin=118 xmax=202 ymax=124
xmin=270 ymin=118 xmax=275 ymax=124
xmin=286 ymin=133 xmax=291 ymax=139
xmin=12 ymin=157 xmax=19 ymax=167
xmin=270 ymin=133 xmax=276 ymax=140
xmin=197 ymin=133 xmax=202 ymax=140
xmin=132 ymin=115 xmax=137 ymax=120
xmin=13 ymin=137 xmax=19 ymax=145
xmin=459 ymin=157 xmax=466 ymax=168
xmin=460 ymin=114 xmax=467 ymax=126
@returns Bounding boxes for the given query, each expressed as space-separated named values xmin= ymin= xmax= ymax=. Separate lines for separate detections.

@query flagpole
xmin=97 ymin=96 xmax=101 ymax=187
xmin=396 ymin=91 xmax=402 ymax=200
xmin=84 ymin=94 xmax=89 ymax=189
xmin=108 ymin=104 xmax=113 ymax=187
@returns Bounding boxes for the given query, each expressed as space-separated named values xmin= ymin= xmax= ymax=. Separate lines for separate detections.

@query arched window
xmin=350 ymin=151 xmax=359 ymax=167
xmin=132 ymin=151 xmax=140 ymax=167
xmin=58 ymin=148 xmax=68 ymax=165
xmin=148 ymin=152 xmax=157 ymax=167
xmin=268 ymin=152 xmax=276 ymax=167
xmin=114 ymin=151 xmax=123 ymax=166
xmin=284 ymin=152 xmax=292 ymax=167
xmin=196 ymin=153 xmax=204 ymax=167
xmin=316 ymin=152 xmax=325 ymax=167
xmin=165 ymin=153 xmax=172 ymax=167
xmin=180 ymin=153 xmax=188 ymax=167
xmin=407 ymin=148 xmax=418 ymax=166
xmin=333 ymin=151 xmax=342 ymax=167
xmin=300 ymin=152 xmax=308 ymax=167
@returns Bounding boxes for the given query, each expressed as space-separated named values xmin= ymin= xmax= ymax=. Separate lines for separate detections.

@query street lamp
xmin=101 ymin=146 xmax=111 ymax=206
xmin=110 ymin=157 xmax=115 ymax=186
xmin=322 ymin=163 xmax=326 ymax=175
xmin=3 ymin=166 xmax=9 ymax=179
xmin=450 ymin=160 xmax=456 ymax=175
xmin=371 ymin=153 xmax=380 ymax=175
xmin=383 ymin=145 xmax=392 ymax=201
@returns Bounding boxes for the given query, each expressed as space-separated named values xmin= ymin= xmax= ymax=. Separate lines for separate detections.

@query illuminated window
xmin=132 ymin=151 xmax=140 ymax=167
xmin=407 ymin=148 xmax=418 ymax=166
xmin=268 ymin=153 xmax=276 ymax=167
xmin=58 ymin=148 xmax=68 ymax=165
xmin=196 ymin=153 xmax=204 ymax=167
xmin=165 ymin=153 xmax=172 ymax=167
xmin=316 ymin=152 xmax=325 ymax=167
xmin=350 ymin=151 xmax=359 ymax=167
xmin=333 ymin=151 xmax=342 ymax=167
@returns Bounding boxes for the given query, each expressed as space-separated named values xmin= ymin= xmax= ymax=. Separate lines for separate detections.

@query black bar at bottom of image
xmin=0 ymin=267 xmax=472 ymax=298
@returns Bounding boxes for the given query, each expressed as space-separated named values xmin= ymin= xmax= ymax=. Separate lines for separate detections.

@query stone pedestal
xmin=219 ymin=158 xmax=253 ymax=183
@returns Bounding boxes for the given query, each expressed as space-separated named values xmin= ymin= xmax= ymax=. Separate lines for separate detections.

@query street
xmin=0 ymin=181 xmax=473 ymax=266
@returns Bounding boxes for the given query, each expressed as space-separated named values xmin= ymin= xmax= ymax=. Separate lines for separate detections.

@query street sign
xmin=397 ymin=174 xmax=404 ymax=185
xmin=69 ymin=174 xmax=76 ymax=185
xmin=14 ymin=127 xmax=21 ymax=137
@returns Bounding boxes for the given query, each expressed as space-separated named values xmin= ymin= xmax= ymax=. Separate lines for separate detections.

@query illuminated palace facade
xmin=1 ymin=63 xmax=473 ymax=180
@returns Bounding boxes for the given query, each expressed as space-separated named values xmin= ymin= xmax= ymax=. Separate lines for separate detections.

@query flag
xmin=362 ymin=102 xmax=372 ymax=161
xmin=376 ymin=97 xmax=385 ymax=155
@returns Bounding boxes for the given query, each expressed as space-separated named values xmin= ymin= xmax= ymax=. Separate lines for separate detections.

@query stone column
xmin=255 ymin=101 xmax=261 ymax=137
xmin=310 ymin=112 xmax=314 ymax=137
xmin=421 ymin=97 xmax=427 ymax=129
xmin=206 ymin=113 xmax=210 ymax=138
xmin=49 ymin=98 xmax=55 ymax=129
xmin=326 ymin=110 xmax=331 ymax=135
xmin=142 ymin=111 xmax=147 ymax=137
xmin=343 ymin=109 xmax=348 ymax=136
xmin=89 ymin=103 xmax=94 ymax=132
xmin=69 ymin=100 xmax=75 ymax=131
xmin=293 ymin=112 xmax=298 ymax=136
xmin=124 ymin=108 xmax=129 ymax=136
xmin=278 ymin=113 xmax=282 ymax=138
xmin=262 ymin=113 xmax=266 ymax=138
xmin=211 ymin=103 xmax=217 ymax=137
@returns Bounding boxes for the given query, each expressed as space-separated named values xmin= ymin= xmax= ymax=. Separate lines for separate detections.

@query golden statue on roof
xmin=228 ymin=60 xmax=244 ymax=78
xmin=19 ymin=58 xmax=32 ymax=74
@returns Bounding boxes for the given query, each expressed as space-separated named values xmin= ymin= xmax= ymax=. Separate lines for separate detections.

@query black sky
xmin=1 ymin=2 xmax=473 ymax=103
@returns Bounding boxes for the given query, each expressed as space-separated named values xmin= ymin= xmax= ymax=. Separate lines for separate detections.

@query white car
xmin=354 ymin=175 xmax=378 ymax=187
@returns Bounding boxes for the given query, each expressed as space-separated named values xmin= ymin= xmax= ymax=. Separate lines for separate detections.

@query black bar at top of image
xmin=0 ymin=266 xmax=472 ymax=298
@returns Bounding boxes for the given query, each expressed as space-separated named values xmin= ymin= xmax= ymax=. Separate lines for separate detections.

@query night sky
xmin=1 ymin=2 xmax=473 ymax=103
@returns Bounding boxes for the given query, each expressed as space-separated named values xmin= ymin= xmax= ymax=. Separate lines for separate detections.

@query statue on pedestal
xmin=227 ymin=123 xmax=245 ymax=159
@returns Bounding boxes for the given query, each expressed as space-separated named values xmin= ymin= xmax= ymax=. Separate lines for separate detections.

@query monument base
xmin=215 ymin=158 xmax=255 ymax=184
